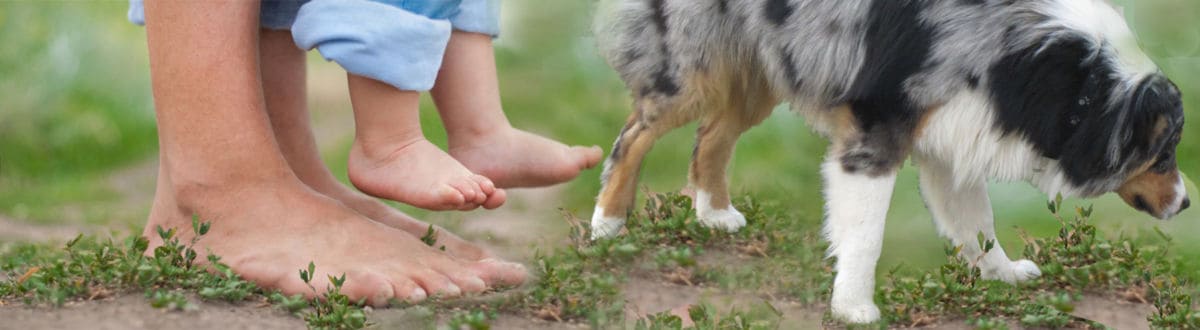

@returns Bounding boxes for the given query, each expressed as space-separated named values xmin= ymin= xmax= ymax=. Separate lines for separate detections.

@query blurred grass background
xmin=0 ymin=1 xmax=1197 ymax=278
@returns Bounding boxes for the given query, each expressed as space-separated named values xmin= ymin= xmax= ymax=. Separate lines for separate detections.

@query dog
xmin=590 ymin=0 xmax=1189 ymax=323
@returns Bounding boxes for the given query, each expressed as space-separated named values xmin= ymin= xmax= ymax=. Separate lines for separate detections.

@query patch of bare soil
xmin=621 ymin=276 xmax=823 ymax=329
xmin=1071 ymin=293 xmax=1154 ymax=330
xmin=455 ymin=187 xmax=576 ymax=262
xmin=0 ymin=294 xmax=304 ymax=330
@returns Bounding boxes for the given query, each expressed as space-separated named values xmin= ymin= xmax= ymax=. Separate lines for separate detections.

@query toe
xmin=448 ymin=274 xmax=488 ymax=294
xmin=473 ymin=175 xmax=497 ymax=196
xmin=425 ymin=186 xmax=466 ymax=210
xmin=336 ymin=271 xmax=396 ymax=307
xmin=481 ymin=188 xmax=507 ymax=210
xmin=411 ymin=270 xmax=462 ymax=298
xmin=389 ymin=278 xmax=427 ymax=303
xmin=572 ymin=145 xmax=603 ymax=169
xmin=447 ymin=180 xmax=480 ymax=206
xmin=457 ymin=202 xmax=481 ymax=211
xmin=471 ymin=258 xmax=529 ymax=288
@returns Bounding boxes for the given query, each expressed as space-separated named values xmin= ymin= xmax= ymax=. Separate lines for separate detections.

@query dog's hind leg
xmin=592 ymin=97 xmax=698 ymax=239
xmin=916 ymin=156 xmax=1042 ymax=283
xmin=688 ymin=88 xmax=777 ymax=232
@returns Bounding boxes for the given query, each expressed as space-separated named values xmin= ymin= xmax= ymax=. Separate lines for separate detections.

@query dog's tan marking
xmin=597 ymin=77 xmax=706 ymax=218
xmin=1117 ymin=169 xmax=1180 ymax=215
xmin=913 ymin=104 xmax=944 ymax=139
xmin=1116 ymin=115 xmax=1179 ymax=215
xmin=686 ymin=63 xmax=777 ymax=211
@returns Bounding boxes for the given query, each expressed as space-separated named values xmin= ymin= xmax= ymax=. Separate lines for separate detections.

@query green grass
xmin=4 ymin=194 xmax=1196 ymax=329
xmin=1 ymin=0 xmax=1199 ymax=329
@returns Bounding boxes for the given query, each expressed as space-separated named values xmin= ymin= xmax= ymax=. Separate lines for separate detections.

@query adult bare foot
xmin=450 ymin=128 xmax=603 ymax=188
xmin=147 ymin=178 xmax=526 ymax=306
xmin=346 ymin=74 xmax=505 ymax=210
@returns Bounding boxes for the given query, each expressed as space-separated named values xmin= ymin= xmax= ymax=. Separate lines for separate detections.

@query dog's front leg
xmin=822 ymin=154 xmax=897 ymax=324
xmin=916 ymin=157 xmax=1041 ymax=283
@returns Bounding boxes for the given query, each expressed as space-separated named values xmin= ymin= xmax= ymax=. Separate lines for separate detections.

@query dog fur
xmin=590 ymin=0 xmax=1189 ymax=323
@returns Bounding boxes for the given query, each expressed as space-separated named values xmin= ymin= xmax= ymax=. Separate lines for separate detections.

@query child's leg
xmin=259 ymin=28 xmax=496 ymax=260
xmin=293 ymin=0 xmax=504 ymax=210
xmin=433 ymin=31 xmax=603 ymax=188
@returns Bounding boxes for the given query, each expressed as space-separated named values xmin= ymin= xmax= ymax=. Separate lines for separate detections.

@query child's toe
xmin=482 ymin=188 xmax=507 ymax=209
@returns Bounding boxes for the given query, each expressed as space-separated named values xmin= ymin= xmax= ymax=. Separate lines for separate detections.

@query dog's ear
xmin=1059 ymin=75 xmax=1182 ymax=181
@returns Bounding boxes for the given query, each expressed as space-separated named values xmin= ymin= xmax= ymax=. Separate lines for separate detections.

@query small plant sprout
xmin=420 ymin=225 xmax=446 ymax=251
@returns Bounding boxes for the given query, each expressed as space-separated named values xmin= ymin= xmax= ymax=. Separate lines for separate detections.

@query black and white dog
xmin=590 ymin=0 xmax=1189 ymax=323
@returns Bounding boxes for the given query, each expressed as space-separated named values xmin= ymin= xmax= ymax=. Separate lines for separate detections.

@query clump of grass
xmin=0 ymin=216 xmax=256 ymax=307
xmin=146 ymin=288 xmax=193 ymax=311
xmin=447 ymin=309 xmax=496 ymax=330
xmin=874 ymin=195 xmax=1199 ymax=328
xmin=297 ymin=262 xmax=368 ymax=330
xmin=0 ymin=217 xmax=374 ymax=329
xmin=634 ymin=303 xmax=783 ymax=329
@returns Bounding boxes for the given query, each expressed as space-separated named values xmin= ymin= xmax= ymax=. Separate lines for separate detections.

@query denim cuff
xmin=126 ymin=0 xmax=305 ymax=30
xmin=450 ymin=0 xmax=501 ymax=37
xmin=293 ymin=0 xmax=453 ymax=91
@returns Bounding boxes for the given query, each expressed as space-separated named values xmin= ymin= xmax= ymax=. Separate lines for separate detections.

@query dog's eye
xmin=1152 ymin=150 xmax=1175 ymax=172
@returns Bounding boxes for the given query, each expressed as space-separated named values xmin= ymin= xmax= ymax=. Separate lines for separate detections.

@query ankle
xmin=447 ymin=122 xmax=513 ymax=149
xmin=166 ymin=167 xmax=294 ymax=211
xmin=352 ymin=133 xmax=426 ymax=161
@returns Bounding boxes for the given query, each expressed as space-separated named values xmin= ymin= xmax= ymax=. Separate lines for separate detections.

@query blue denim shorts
xmin=128 ymin=0 xmax=500 ymax=91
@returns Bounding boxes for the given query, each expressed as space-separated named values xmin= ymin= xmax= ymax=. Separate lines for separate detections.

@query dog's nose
xmin=1182 ymin=197 xmax=1191 ymax=211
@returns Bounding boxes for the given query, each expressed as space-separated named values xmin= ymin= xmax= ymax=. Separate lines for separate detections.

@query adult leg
xmin=434 ymin=31 xmax=603 ymax=188
xmin=142 ymin=2 xmax=524 ymax=305
xmin=257 ymin=28 xmax=494 ymax=260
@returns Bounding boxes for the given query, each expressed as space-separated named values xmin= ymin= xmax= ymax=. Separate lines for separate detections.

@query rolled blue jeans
xmin=129 ymin=0 xmax=500 ymax=91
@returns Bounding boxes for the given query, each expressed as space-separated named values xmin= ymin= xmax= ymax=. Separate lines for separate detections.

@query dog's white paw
xmin=697 ymin=207 xmax=746 ymax=232
xmin=693 ymin=190 xmax=746 ymax=232
xmin=590 ymin=207 xmax=625 ymax=240
xmin=831 ymin=300 xmax=881 ymax=324
xmin=982 ymin=259 xmax=1042 ymax=283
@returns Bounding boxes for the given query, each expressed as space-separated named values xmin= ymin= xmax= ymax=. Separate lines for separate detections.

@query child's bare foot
xmin=348 ymin=138 xmax=506 ymax=211
xmin=147 ymin=177 xmax=526 ymax=306
xmin=450 ymin=128 xmax=603 ymax=188
xmin=346 ymin=74 xmax=505 ymax=210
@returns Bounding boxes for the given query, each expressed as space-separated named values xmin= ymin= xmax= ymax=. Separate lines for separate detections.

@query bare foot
xmin=147 ymin=178 xmax=526 ymax=306
xmin=450 ymin=128 xmax=603 ymax=188
xmin=348 ymin=139 xmax=506 ymax=211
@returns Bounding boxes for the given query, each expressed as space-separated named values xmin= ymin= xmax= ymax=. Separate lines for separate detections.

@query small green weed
xmin=297 ymin=262 xmax=369 ymax=330
xmin=634 ymin=303 xmax=782 ymax=329
xmin=447 ymin=309 xmax=496 ymax=330
xmin=146 ymin=289 xmax=193 ymax=311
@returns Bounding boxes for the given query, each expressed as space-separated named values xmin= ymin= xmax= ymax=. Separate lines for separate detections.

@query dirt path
xmin=0 ymin=294 xmax=303 ymax=330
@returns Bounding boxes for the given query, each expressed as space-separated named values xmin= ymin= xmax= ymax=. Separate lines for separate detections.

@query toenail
xmin=468 ymin=277 xmax=485 ymax=290
xmin=409 ymin=288 xmax=427 ymax=301
xmin=444 ymin=284 xmax=462 ymax=295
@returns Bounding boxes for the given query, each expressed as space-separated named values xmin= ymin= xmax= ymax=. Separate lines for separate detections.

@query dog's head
xmin=991 ymin=0 xmax=1188 ymax=219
